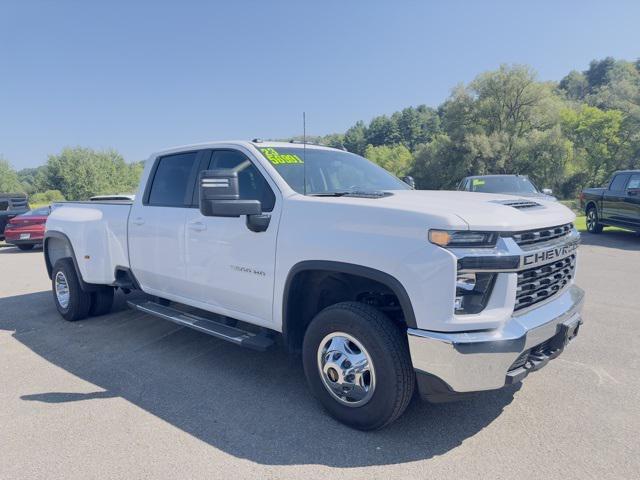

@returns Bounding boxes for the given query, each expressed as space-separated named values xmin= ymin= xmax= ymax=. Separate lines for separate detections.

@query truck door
xmin=622 ymin=173 xmax=640 ymax=228
xmin=602 ymin=173 xmax=630 ymax=223
xmin=128 ymin=150 xmax=205 ymax=300
xmin=183 ymin=148 xmax=281 ymax=327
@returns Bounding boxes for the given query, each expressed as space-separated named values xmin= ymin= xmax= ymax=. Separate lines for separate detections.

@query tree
xmin=0 ymin=158 xmax=24 ymax=192
xmin=364 ymin=144 xmax=414 ymax=177
xmin=343 ymin=121 xmax=368 ymax=155
xmin=561 ymin=105 xmax=629 ymax=186
xmin=43 ymin=147 xmax=142 ymax=200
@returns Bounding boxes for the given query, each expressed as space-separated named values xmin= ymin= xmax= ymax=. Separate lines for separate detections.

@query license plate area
xmin=20 ymin=233 xmax=31 ymax=240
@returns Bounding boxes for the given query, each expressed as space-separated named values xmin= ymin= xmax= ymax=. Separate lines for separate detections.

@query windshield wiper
xmin=308 ymin=190 xmax=392 ymax=198
xmin=307 ymin=191 xmax=351 ymax=197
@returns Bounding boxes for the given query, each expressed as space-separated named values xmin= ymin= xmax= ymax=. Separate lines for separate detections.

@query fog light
xmin=454 ymin=272 xmax=496 ymax=314
xmin=456 ymin=273 xmax=476 ymax=291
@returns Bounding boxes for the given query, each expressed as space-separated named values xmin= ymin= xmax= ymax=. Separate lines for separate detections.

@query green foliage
xmin=29 ymin=189 xmax=65 ymax=204
xmin=341 ymin=59 xmax=640 ymax=198
xmin=42 ymin=147 xmax=141 ymax=200
xmin=0 ymin=157 xmax=24 ymax=192
xmin=364 ymin=144 xmax=414 ymax=177
xmin=561 ymin=105 xmax=628 ymax=185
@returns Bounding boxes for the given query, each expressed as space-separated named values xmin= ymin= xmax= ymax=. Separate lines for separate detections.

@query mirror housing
xmin=199 ymin=170 xmax=262 ymax=217
xmin=542 ymin=188 xmax=553 ymax=195
xmin=402 ymin=176 xmax=416 ymax=189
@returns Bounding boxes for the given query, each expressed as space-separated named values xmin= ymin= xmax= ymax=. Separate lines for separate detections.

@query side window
xmin=626 ymin=174 xmax=640 ymax=190
xmin=147 ymin=152 xmax=199 ymax=207
xmin=609 ymin=174 xmax=630 ymax=192
xmin=210 ymin=150 xmax=276 ymax=212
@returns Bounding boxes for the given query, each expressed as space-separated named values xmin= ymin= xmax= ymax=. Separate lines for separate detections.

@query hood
xmin=306 ymin=190 xmax=575 ymax=231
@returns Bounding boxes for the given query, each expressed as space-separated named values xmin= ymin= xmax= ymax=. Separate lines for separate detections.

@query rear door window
xmin=609 ymin=174 xmax=630 ymax=191
xmin=147 ymin=152 xmax=199 ymax=207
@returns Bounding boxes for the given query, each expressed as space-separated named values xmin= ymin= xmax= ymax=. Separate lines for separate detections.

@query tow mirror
xmin=199 ymin=170 xmax=262 ymax=217
xmin=542 ymin=188 xmax=553 ymax=195
xmin=402 ymin=176 xmax=416 ymax=189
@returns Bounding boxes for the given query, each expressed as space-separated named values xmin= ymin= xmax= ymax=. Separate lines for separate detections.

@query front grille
xmin=511 ymin=223 xmax=573 ymax=247
xmin=515 ymin=255 xmax=575 ymax=311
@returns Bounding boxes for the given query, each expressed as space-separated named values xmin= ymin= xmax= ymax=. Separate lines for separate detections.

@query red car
xmin=4 ymin=206 xmax=51 ymax=250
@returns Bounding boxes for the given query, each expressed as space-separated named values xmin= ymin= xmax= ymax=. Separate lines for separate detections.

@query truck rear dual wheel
xmin=52 ymin=259 xmax=114 ymax=321
xmin=302 ymin=301 xmax=415 ymax=430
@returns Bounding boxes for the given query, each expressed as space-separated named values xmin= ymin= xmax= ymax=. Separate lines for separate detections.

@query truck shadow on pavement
xmin=579 ymin=230 xmax=640 ymax=251
xmin=1 ymin=290 xmax=520 ymax=467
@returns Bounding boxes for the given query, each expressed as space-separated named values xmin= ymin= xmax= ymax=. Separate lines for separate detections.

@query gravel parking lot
xmin=1 ymin=232 xmax=639 ymax=480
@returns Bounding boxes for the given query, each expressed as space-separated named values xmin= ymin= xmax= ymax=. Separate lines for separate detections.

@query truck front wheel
xmin=586 ymin=206 xmax=603 ymax=233
xmin=52 ymin=258 xmax=92 ymax=322
xmin=302 ymin=301 xmax=415 ymax=430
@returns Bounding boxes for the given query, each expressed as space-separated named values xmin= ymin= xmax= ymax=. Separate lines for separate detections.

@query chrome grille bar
xmin=511 ymin=223 xmax=573 ymax=246
xmin=515 ymin=255 xmax=576 ymax=311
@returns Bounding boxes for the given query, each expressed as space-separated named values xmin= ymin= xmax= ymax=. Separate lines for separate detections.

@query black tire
xmin=302 ymin=301 xmax=415 ymax=430
xmin=89 ymin=287 xmax=115 ymax=316
xmin=17 ymin=244 xmax=34 ymax=251
xmin=51 ymin=258 xmax=92 ymax=321
xmin=586 ymin=206 xmax=603 ymax=233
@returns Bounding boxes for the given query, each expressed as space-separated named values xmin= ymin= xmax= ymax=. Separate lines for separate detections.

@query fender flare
xmin=44 ymin=231 xmax=99 ymax=292
xmin=282 ymin=260 xmax=418 ymax=336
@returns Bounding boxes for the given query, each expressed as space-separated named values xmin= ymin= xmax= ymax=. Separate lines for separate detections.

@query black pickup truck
xmin=580 ymin=170 xmax=640 ymax=234
xmin=0 ymin=193 xmax=30 ymax=240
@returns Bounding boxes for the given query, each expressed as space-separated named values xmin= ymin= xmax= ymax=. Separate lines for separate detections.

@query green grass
xmin=574 ymin=215 xmax=633 ymax=234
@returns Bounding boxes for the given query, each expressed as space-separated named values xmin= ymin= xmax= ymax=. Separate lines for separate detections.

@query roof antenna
xmin=303 ymin=111 xmax=307 ymax=195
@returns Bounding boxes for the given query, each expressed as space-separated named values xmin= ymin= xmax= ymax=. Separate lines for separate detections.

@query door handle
xmin=188 ymin=221 xmax=206 ymax=232
xmin=132 ymin=217 xmax=145 ymax=226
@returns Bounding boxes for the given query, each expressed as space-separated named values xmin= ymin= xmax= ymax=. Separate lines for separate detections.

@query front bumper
xmin=408 ymin=284 xmax=584 ymax=401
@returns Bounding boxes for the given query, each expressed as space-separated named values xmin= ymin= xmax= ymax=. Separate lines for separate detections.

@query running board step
xmin=127 ymin=300 xmax=274 ymax=351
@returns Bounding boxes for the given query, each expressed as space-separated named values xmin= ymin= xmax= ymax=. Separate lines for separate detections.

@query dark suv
xmin=0 ymin=193 xmax=30 ymax=240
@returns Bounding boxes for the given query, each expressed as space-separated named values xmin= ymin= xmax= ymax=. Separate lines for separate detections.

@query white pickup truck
xmin=45 ymin=141 xmax=584 ymax=430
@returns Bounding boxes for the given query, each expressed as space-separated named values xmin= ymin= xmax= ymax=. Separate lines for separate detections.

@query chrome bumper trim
xmin=407 ymin=284 xmax=585 ymax=393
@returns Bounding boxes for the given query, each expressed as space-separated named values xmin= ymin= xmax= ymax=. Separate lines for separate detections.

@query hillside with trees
xmin=2 ymin=57 xmax=639 ymax=201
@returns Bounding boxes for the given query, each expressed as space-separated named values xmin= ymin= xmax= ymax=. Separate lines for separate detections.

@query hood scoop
xmin=491 ymin=199 xmax=542 ymax=209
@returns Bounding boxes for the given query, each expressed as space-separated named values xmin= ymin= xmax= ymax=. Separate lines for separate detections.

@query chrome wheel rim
xmin=317 ymin=332 xmax=376 ymax=407
xmin=587 ymin=210 xmax=596 ymax=231
xmin=55 ymin=271 xmax=70 ymax=309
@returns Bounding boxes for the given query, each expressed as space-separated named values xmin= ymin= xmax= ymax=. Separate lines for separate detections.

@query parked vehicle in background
xmin=0 ymin=193 xmax=30 ymax=240
xmin=458 ymin=175 xmax=557 ymax=201
xmin=44 ymin=141 xmax=584 ymax=430
xmin=4 ymin=206 xmax=51 ymax=250
xmin=580 ymin=170 xmax=640 ymax=234
xmin=90 ymin=194 xmax=135 ymax=201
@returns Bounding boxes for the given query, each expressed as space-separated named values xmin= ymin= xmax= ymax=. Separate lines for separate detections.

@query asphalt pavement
xmin=1 ymin=231 xmax=639 ymax=479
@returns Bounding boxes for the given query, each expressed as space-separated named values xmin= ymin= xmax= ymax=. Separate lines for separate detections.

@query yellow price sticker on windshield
xmin=259 ymin=148 xmax=304 ymax=165
xmin=472 ymin=179 xmax=485 ymax=186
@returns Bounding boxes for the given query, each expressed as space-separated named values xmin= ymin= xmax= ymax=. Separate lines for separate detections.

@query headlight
xmin=429 ymin=230 xmax=498 ymax=248
xmin=455 ymin=272 xmax=496 ymax=314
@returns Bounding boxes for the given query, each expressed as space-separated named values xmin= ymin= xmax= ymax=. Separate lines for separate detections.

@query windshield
xmin=256 ymin=147 xmax=410 ymax=195
xmin=468 ymin=176 xmax=538 ymax=194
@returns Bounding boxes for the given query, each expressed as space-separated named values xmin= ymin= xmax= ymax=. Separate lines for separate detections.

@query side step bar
xmin=127 ymin=299 xmax=274 ymax=351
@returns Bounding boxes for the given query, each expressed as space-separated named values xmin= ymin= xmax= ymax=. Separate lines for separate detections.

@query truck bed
xmin=46 ymin=201 xmax=132 ymax=285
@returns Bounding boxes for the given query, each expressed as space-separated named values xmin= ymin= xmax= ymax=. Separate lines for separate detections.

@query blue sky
xmin=2 ymin=0 xmax=639 ymax=169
